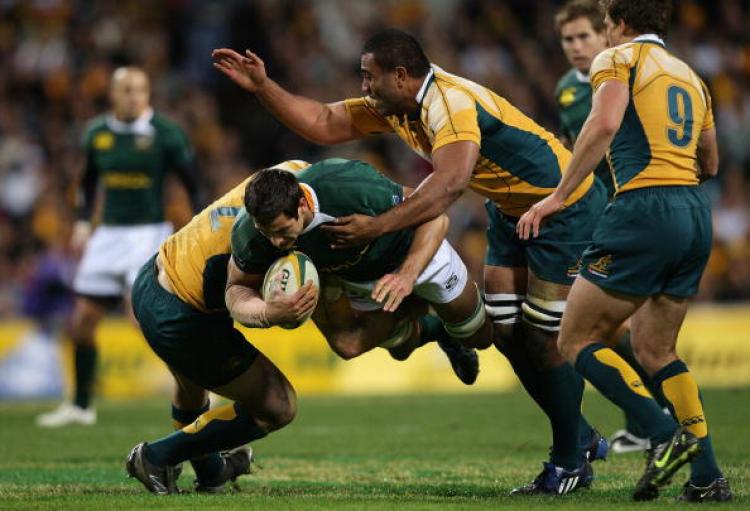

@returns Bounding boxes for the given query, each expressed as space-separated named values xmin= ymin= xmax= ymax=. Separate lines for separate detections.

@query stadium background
xmin=0 ymin=0 xmax=749 ymax=400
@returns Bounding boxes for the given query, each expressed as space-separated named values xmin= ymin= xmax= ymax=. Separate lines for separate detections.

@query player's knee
xmin=521 ymin=295 xmax=565 ymax=334
xmin=257 ymin=381 xmax=297 ymax=432
xmin=484 ymin=293 xmax=524 ymax=347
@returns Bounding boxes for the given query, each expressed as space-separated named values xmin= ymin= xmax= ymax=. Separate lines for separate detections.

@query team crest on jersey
xmin=588 ymin=255 xmax=613 ymax=278
xmin=93 ymin=132 xmax=115 ymax=151
xmin=559 ymin=87 xmax=576 ymax=108
xmin=135 ymin=135 xmax=154 ymax=150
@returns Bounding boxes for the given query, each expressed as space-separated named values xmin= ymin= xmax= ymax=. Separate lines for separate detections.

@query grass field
xmin=0 ymin=388 xmax=747 ymax=510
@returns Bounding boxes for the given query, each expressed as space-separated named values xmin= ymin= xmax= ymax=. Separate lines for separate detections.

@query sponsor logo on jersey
xmin=135 ymin=135 xmax=154 ymax=150
xmin=93 ymin=132 xmax=115 ymax=151
xmin=103 ymin=171 xmax=153 ymax=189
xmin=588 ymin=255 xmax=612 ymax=278
xmin=559 ymin=87 xmax=577 ymax=108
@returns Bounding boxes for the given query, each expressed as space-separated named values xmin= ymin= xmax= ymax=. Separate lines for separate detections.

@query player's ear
xmin=394 ymin=66 xmax=408 ymax=85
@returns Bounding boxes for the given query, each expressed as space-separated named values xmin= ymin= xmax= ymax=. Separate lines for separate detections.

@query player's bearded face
xmin=360 ymin=54 xmax=403 ymax=116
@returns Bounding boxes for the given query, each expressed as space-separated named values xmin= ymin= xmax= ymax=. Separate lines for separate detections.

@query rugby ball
xmin=262 ymin=251 xmax=319 ymax=329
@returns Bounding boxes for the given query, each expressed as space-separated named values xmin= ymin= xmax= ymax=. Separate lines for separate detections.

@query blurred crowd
xmin=0 ymin=0 xmax=749 ymax=319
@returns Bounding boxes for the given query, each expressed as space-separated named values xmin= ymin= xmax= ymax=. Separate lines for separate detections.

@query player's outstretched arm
xmin=225 ymin=256 xmax=316 ymax=328
xmin=373 ymin=213 xmax=449 ymax=312
xmin=323 ymin=141 xmax=477 ymax=248
xmin=212 ymin=48 xmax=362 ymax=145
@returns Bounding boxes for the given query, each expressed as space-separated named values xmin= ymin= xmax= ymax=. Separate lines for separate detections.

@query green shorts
xmin=131 ymin=255 xmax=259 ymax=389
xmin=485 ymin=180 xmax=607 ymax=285
xmin=579 ymin=186 xmax=712 ymax=297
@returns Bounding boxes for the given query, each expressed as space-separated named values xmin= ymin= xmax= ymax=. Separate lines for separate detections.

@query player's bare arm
xmin=517 ymin=80 xmax=628 ymax=240
xmin=212 ymin=48 xmax=362 ymax=145
xmin=373 ymin=212 xmax=450 ymax=312
xmin=225 ymin=256 xmax=316 ymax=328
xmin=323 ymin=141 xmax=477 ymax=248
xmin=697 ymin=127 xmax=719 ymax=181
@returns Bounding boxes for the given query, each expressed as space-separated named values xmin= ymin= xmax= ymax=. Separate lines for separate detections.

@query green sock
xmin=499 ymin=327 xmax=592 ymax=470
xmin=539 ymin=363 xmax=586 ymax=470
xmin=74 ymin=344 xmax=97 ymax=409
xmin=575 ymin=343 xmax=676 ymax=444
xmin=146 ymin=403 xmax=267 ymax=466
xmin=417 ymin=315 xmax=448 ymax=347
xmin=172 ymin=404 xmax=224 ymax=483
xmin=652 ymin=360 xmax=722 ymax=486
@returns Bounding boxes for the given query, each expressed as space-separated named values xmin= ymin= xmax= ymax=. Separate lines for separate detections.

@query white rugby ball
xmin=262 ymin=251 xmax=319 ymax=329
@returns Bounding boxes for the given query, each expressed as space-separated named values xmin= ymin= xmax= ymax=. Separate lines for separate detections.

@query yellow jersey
xmin=590 ymin=36 xmax=714 ymax=194
xmin=158 ymin=160 xmax=310 ymax=312
xmin=344 ymin=65 xmax=592 ymax=217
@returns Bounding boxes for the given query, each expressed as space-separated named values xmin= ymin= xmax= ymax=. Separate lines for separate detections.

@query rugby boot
xmin=633 ymin=426 xmax=701 ymax=501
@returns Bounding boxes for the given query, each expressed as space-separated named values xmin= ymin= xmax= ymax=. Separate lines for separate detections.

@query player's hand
xmin=70 ymin=220 xmax=92 ymax=259
xmin=212 ymin=48 xmax=268 ymax=93
xmin=321 ymin=214 xmax=381 ymax=249
xmin=372 ymin=272 xmax=416 ymax=312
xmin=516 ymin=193 xmax=565 ymax=240
xmin=265 ymin=281 xmax=318 ymax=326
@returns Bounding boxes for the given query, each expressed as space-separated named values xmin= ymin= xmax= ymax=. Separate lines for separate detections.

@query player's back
xmin=159 ymin=160 xmax=310 ymax=312
xmin=590 ymin=38 xmax=713 ymax=194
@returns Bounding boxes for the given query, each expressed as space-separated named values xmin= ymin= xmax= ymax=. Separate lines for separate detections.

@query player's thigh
xmin=629 ymin=294 xmax=689 ymax=375
xmin=558 ymin=276 xmax=644 ymax=362
xmin=212 ymin=353 xmax=297 ymax=430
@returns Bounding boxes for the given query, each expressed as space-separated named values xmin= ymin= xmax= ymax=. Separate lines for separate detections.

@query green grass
xmin=0 ymin=389 xmax=748 ymax=510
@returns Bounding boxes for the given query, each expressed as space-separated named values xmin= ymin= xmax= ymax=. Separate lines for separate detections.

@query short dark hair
xmin=600 ymin=0 xmax=672 ymax=38
xmin=362 ymin=28 xmax=430 ymax=78
xmin=244 ymin=169 xmax=302 ymax=226
xmin=555 ymin=0 xmax=605 ymax=33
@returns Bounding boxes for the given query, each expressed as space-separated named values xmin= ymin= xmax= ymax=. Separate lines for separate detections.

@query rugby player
xmin=518 ymin=0 xmax=731 ymax=502
xmin=37 ymin=67 xmax=200 ymax=428
xmin=125 ymin=159 xmax=482 ymax=494
xmin=554 ymin=0 xmax=664 ymax=454
xmin=227 ymin=159 xmax=490 ymax=365
xmin=213 ymin=29 xmax=608 ymax=495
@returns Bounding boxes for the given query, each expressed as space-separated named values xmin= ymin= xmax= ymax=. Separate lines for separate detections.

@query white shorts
xmin=339 ymin=239 xmax=468 ymax=311
xmin=73 ymin=222 xmax=172 ymax=297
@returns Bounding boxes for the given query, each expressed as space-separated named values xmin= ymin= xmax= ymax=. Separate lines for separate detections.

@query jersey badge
xmin=93 ymin=132 xmax=115 ymax=151
xmin=135 ymin=135 xmax=154 ymax=150
xmin=559 ymin=87 xmax=577 ymax=108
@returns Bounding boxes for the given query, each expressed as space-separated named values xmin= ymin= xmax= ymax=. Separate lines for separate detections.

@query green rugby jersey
xmin=79 ymin=109 xmax=197 ymax=225
xmin=231 ymin=158 xmax=415 ymax=282
xmin=555 ymin=68 xmax=614 ymax=197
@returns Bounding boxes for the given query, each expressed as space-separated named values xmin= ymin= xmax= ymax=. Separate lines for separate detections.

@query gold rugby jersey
xmin=345 ymin=65 xmax=593 ymax=217
xmin=590 ymin=35 xmax=714 ymax=194
xmin=158 ymin=160 xmax=310 ymax=312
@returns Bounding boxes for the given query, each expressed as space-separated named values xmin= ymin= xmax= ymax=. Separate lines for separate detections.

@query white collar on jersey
xmin=415 ymin=67 xmax=435 ymax=103
xmin=300 ymin=183 xmax=336 ymax=234
xmin=632 ymin=34 xmax=665 ymax=46
xmin=106 ymin=107 xmax=155 ymax=136
xmin=575 ymin=70 xmax=590 ymax=83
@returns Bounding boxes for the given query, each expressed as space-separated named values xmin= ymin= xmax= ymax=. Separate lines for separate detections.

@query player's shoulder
xmin=150 ymin=111 xmax=188 ymax=136
xmin=230 ymin=208 xmax=257 ymax=250
xmin=82 ymin=115 xmax=108 ymax=136
xmin=555 ymin=68 xmax=581 ymax=94
xmin=591 ymin=43 xmax=639 ymax=70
